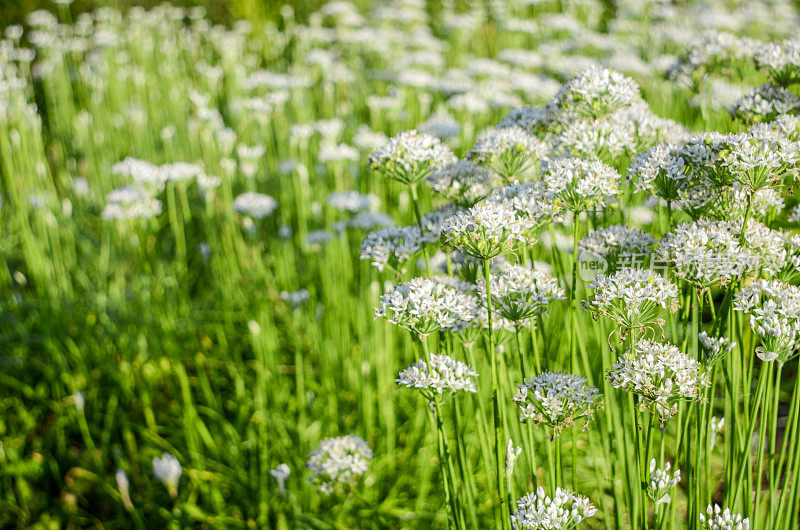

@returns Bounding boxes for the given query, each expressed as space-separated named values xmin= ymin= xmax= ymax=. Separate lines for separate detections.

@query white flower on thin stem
xmin=306 ymin=435 xmax=373 ymax=495
xmin=368 ymin=130 xmax=457 ymax=185
xmin=511 ymin=486 xmax=597 ymax=529
xmin=698 ymin=504 xmax=749 ymax=530
xmin=270 ymin=463 xmax=290 ymax=495
xmin=648 ymin=459 xmax=680 ymax=505
xmin=733 ymin=279 xmax=800 ymax=363
xmin=506 ymin=439 xmax=522 ymax=479
xmin=152 ymin=452 xmax=182 ymax=498
xmin=513 ymin=371 xmax=602 ymax=437
xmin=396 ymin=353 xmax=479 ymax=401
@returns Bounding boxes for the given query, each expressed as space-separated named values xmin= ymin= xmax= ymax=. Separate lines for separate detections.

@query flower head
xmin=648 ymin=459 xmax=680 ymax=505
xmin=540 ymin=157 xmax=621 ymax=212
xmin=698 ymin=504 xmax=749 ymax=530
xmin=733 ymin=279 xmax=800 ymax=363
xmin=513 ymin=371 xmax=602 ymax=437
xmin=607 ymin=340 xmax=711 ymax=422
xmin=368 ymin=130 xmax=457 ymax=184
xmin=306 ymin=435 xmax=373 ymax=495
xmin=479 ymin=263 xmax=565 ymax=324
xmin=511 ymin=487 xmax=597 ymax=529
xmin=585 ymin=267 xmax=679 ymax=330
xmin=396 ymin=353 xmax=478 ymax=401
xmin=232 ymin=192 xmax=278 ymax=218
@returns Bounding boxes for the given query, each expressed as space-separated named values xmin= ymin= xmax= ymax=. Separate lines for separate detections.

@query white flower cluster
xmin=479 ymin=264 xmax=565 ymax=324
xmin=513 ymin=371 xmax=601 ymax=436
xmin=585 ymin=268 xmax=679 ymax=330
xmin=540 ymin=157 xmax=621 ymax=212
xmin=578 ymin=225 xmax=656 ymax=271
xmin=112 ymin=157 xmax=206 ymax=189
xmin=607 ymin=340 xmax=711 ymax=421
xmin=699 ymin=332 xmax=735 ymax=366
xmin=396 ymin=353 xmax=478 ymax=400
xmin=327 ymin=190 xmax=380 ymax=213
xmin=730 ymin=83 xmax=800 ymax=124
xmin=648 ymin=459 xmax=680 ymax=505
xmin=467 ymin=126 xmax=545 ymax=180
xmin=368 ymin=130 xmax=457 ymax=184
xmin=656 ymin=219 xmax=755 ymax=287
xmin=733 ymin=279 xmax=800 ymax=362
xmin=101 ymin=185 xmax=163 ymax=221
xmin=628 ymin=143 xmax=689 ymax=200
xmin=486 ymin=180 xmax=564 ymax=225
xmin=360 ymin=225 xmax=431 ymax=271
xmin=306 ymin=435 xmax=373 ymax=495
xmin=698 ymin=505 xmax=750 ymax=530
xmin=232 ymin=192 xmax=279 ymax=218
xmin=426 ymin=160 xmax=496 ymax=206
xmin=375 ymin=277 xmax=477 ymax=336
xmin=511 ymin=487 xmax=597 ymax=529
xmin=753 ymin=39 xmax=800 ymax=86
xmin=553 ymin=65 xmax=640 ymax=118
xmin=441 ymin=201 xmax=539 ymax=259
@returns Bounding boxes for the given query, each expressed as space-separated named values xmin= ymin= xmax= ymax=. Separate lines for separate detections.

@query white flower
xmin=375 ymin=277 xmax=478 ymax=336
xmin=578 ymin=225 xmax=655 ymax=271
xmin=506 ymin=439 xmax=522 ymax=479
xmin=102 ymin=185 xmax=162 ymax=221
xmin=513 ymin=371 xmax=601 ymax=436
xmin=733 ymin=279 xmax=800 ymax=363
xmin=368 ymin=130 xmax=457 ymax=184
xmin=648 ymin=459 xmax=680 ymax=505
xmin=585 ymin=267 xmax=679 ymax=330
xmin=468 ymin=126 xmax=545 ymax=181
xmin=360 ymin=225 xmax=432 ymax=272
xmin=426 ymin=160 xmax=497 ymax=206
xmin=753 ymin=39 xmax=800 ymax=86
xmin=232 ymin=192 xmax=278 ymax=218
xmin=479 ymin=263 xmax=565 ymax=324
xmin=607 ymin=340 xmax=711 ymax=421
xmin=511 ymin=487 xmax=597 ymax=529
xmin=730 ymin=83 xmax=800 ymax=124
xmin=698 ymin=504 xmax=749 ymax=530
xmin=270 ymin=463 xmax=291 ymax=495
xmin=396 ymin=353 xmax=478 ymax=400
xmin=327 ymin=191 xmax=380 ymax=213
xmin=553 ymin=65 xmax=640 ymax=118
xmin=699 ymin=332 xmax=735 ymax=366
xmin=441 ymin=200 xmax=540 ymax=259
xmin=152 ymin=452 xmax=182 ymax=498
xmin=306 ymin=435 xmax=373 ymax=494
xmin=540 ymin=157 xmax=621 ymax=212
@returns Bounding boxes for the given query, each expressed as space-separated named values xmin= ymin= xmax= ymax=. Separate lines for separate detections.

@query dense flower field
xmin=2 ymin=0 xmax=800 ymax=528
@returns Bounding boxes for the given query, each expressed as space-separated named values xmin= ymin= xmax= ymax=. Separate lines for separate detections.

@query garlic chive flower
xmin=699 ymin=332 xmax=735 ymax=366
xmin=511 ymin=487 xmax=597 ymax=529
xmin=270 ymin=464 xmax=290 ymax=495
xmin=426 ymin=159 xmax=497 ymax=206
xmin=468 ymin=126 xmax=545 ymax=182
xmin=648 ymin=459 xmax=680 ymax=505
xmin=375 ymin=277 xmax=477 ymax=337
xmin=478 ymin=263 xmax=565 ymax=324
xmin=327 ymin=190 xmax=380 ymax=213
xmin=513 ymin=371 xmax=602 ymax=437
xmin=733 ymin=279 xmax=800 ymax=363
xmin=553 ymin=65 xmax=640 ymax=119
xmin=628 ymin=143 xmax=689 ymax=202
xmin=585 ymin=267 xmax=679 ymax=331
xmin=306 ymin=435 xmax=373 ymax=495
xmin=578 ymin=225 xmax=656 ymax=273
xmin=506 ymin=439 xmax=522 ymax=479
xmin=753 ymin=39 xmax=800 ymax=86
xmin=698 ymin=504 xmax=750 ymax=530
xmin=368 ymin=130 xmax=457 ymax=185
xmin=540 ymin=157 xmax=621 ymax=212
xmin=486 ymin=180 xmax=564 ymax=226
xmin=101 ymin=185 xmax=162 ymax=221
xmin=396 ymin=353 xmax=478 ymax=401
xmin=730 ymin=83 xmax=800 ymax=124
xmin=360 ymin=225 xmax=431 ymax=272
xmin=656 ymin=219 xmax=759 ymax=287
xmin=441 ymin=200 xmax=539 ymax=259
xmin=232 ymin=192 xmax=278 ymax=218
xmin=607 ymin=340 xmax=711 ymax=422
xmin=152 ymin=452 xmax=182 ymax=498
